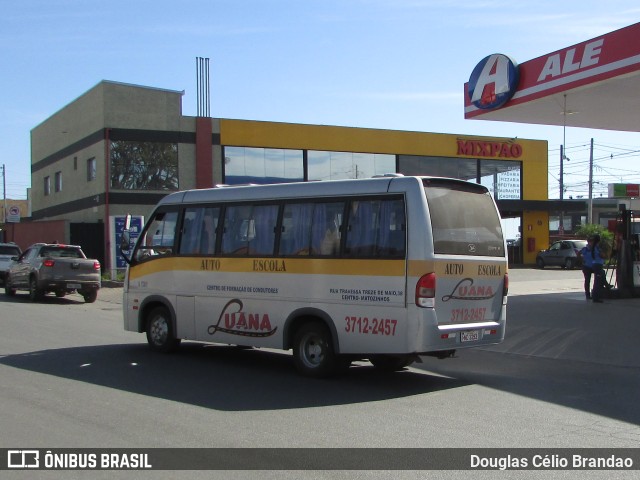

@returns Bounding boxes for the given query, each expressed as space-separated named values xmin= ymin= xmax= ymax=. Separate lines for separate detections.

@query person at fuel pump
xmin=580 ymin=238 xmax=594 ymax=300
xmin=590 ymin=234 xmax=605 ymax=303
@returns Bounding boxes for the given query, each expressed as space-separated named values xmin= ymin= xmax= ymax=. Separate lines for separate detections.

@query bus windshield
xmin=425 ymin=184 xmax=505 ymax=257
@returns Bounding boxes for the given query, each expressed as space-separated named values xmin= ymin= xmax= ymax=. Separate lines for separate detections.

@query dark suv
xmin=4 ymin=243 xmax=101 ymax=302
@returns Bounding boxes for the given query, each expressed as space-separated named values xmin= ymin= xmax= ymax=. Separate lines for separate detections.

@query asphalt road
xmin=1 ymin=268 xmax=639 ymax=479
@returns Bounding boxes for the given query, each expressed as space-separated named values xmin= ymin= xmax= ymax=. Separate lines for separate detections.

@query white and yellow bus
xmin=120 ymin=175 xmax=508 ymax=376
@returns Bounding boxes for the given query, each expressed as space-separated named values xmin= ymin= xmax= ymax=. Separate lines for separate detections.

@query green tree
xmin=575 ymin=224 xmax=613 ymax=258
xmin=110 ymin=140 xmax=179 ymax=190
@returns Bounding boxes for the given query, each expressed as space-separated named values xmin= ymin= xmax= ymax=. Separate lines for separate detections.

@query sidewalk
xmin=98 ymin=285 xmax=124 ymax=305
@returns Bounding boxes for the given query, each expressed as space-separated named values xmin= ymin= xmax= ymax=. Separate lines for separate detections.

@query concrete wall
xmin=30 ymin=81 xmax=187 ymax=225
xmin=103 ymin=81 xmax=183 ymax=130
xmin=4 ymin=220 xmax=68 ymax=251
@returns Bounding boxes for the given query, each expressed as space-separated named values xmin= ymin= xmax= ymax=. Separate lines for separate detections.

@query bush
xmin=575 ymin=224 xmax=614 ymax=258
xmin=101 ymin=270 xmax=126 ymax=282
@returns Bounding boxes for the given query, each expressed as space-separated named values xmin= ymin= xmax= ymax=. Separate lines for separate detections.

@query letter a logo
xmin=468 ymin=54 xmax=519 ymax=110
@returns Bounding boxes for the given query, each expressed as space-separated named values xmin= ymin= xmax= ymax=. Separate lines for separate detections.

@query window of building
xmin=87 ymin=157 xmax=97 ymax=181
xmin=110 ymin=140 xmax=179 ymax=190
xmin=549 ymin=215 xmax=573 ymax=233
xmin=399 ymin=155 xmax=477 ymax=181
xmin=398 ymin=155 xmax=522 ymax=200
xmin=223 ymin=147 xmax=304 ymax=185
xmin=308 ymin=151 xmax=395 ymax=181
xmin=479 ymin=160 xmax=522 ymax=200
xmin=44 ymin=176 xmax=51 ymax=196
xmin=55 ymin=171 xmax=62 ymax=192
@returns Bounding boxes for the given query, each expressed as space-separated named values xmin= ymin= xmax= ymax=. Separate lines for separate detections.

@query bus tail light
xmin=503 ymin=273 xmax=509 ymax=304
xmin=416 ymin=273 xmax=436 ymax=308
xmin=43 ymin=259 xmax=55 ymax=267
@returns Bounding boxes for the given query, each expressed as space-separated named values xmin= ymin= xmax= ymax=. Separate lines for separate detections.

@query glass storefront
xmin=307 ymin=151 xmax=395 ymax=181
xmin=399 ymin=155 xmax=522 ymax=200
xmin=223 ymin=147 xmax=395 ymax=184
xmin=221 ymin=147 xmax=521 ymax=201
xmin=224 ymin=147 xmax=304 ymax=184
xmin=479 ymin=160 xmax=521 ymax=200
xmin=399 ymin=155 xmax=477 ymax=182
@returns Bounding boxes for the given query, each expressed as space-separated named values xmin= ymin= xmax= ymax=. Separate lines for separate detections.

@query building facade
xmin=30 ymin=80 xmax=557 ymax=269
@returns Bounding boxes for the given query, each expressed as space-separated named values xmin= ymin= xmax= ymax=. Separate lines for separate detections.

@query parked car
xmin=4 ymin=243 xmax=101 ymax=302
xmin=0 ymin=242 xmax=22 ymax=286
xmin=535 ymin=239 xmax=588 ymax=269
xmin=506 ymin=237 xmax=521 ymax=247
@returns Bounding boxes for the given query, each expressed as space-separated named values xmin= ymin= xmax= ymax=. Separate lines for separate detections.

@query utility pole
xmin=1 ymin=164 xmax=5 ymax=242
xmin=559 ymin=145 xmax=564 ymax=235
xmin=2 ymin=164 xmax=6 ymax=221
xmin=559 ymin=145 xmax=564 ymax=201
xmin=588 ymin=138 xmax=594 ymax=224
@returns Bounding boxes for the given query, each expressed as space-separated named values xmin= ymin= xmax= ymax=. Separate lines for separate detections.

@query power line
xmin=548 ymin=139 xmax=640 ymax=199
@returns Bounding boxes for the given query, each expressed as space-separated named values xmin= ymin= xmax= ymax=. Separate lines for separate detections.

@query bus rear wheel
xmin=369 ymin=355 xmax=414 ymax=371
xmin=146 ymin=306 xmax=181 ymax=353
xmin=292 ymin=321 xmax=339 ymax=377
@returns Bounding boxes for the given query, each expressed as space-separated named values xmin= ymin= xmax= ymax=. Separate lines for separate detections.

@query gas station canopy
xmin=464 ymin=22 xmax=640 ymax=133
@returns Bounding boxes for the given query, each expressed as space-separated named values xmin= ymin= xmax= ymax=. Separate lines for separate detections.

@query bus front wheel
xmin=292 ymin=321 xmax=339 ymax=377
xmin=146 ymin=306 xmax=181 ymax=353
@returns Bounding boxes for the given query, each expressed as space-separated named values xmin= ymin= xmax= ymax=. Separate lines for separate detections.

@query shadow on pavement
xmin=419 ymin=291 xmax=640 ymax=426
xmin=0 ymin=342 xmax=468 ymax=411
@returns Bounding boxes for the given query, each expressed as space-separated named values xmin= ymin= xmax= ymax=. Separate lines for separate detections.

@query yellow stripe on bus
xmin=128 ymin=257 xmax=408 ymax=280
xmin=407 ymin=259 xmax=507 ymax=277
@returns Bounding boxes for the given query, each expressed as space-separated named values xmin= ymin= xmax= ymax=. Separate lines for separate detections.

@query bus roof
xmin=157 ymin=176 xmax=485 ymax=206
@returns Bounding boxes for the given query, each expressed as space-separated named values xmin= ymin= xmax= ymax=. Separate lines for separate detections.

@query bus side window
xmin=248 ymin=205 xmax=278 ymax=255
xmin=344 ymin=198 xmax=406 ymax=258
xmin=345 ymin=201 xmax=375 ymax=256
xmin=311 ymin=202 xmax=343 ymax=256
xmin=179 ymin=207 xmax=219 ymax=255
xmin=134 ymin=211 xmax=178 ymax=261
xmin=200 ymin=209 xmax=219 ymax=254
xmin=377 ymin=199 xmax=406 ymax=257
xmin=280 ymin=201 xmax=343 ymax=257
xmin=221 ymin=205 xmax=251 ymax=255
xmin=179 ymin=210 xmax=198 ymax=254
xmin=280 ymin=203 xmax=313 ymax=255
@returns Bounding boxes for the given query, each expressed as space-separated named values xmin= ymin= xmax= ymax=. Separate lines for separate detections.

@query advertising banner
xmin=109 ymin=215 xmax=144 ymax=278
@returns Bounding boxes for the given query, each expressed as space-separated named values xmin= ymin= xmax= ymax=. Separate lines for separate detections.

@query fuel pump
xmin=608 ymin=205 xmax=640 ymax=297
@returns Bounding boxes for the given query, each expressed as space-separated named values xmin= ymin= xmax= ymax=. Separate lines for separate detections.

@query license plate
xmin=67 ymin=283 xmax=81 ymax=289
xmin=461 ymin=330 xmax=480 ymax=342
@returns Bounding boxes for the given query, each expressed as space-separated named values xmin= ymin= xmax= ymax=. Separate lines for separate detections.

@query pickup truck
xmin=4 ymin=243 xmax=101 ymax=303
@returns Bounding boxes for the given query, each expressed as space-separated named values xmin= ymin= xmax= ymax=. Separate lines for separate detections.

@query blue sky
xmin=1 ymin=0 xmax=638 ymax=200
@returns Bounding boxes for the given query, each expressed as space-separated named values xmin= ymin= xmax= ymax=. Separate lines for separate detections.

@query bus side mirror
xmin=119 ymin=214 xmax=133 ymax=265
xmin=120 ymin=230 xmax=131 ymax=251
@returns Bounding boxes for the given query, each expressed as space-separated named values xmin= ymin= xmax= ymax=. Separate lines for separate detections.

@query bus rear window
xmin=424 ymin=185 xmax=504 ymax=257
